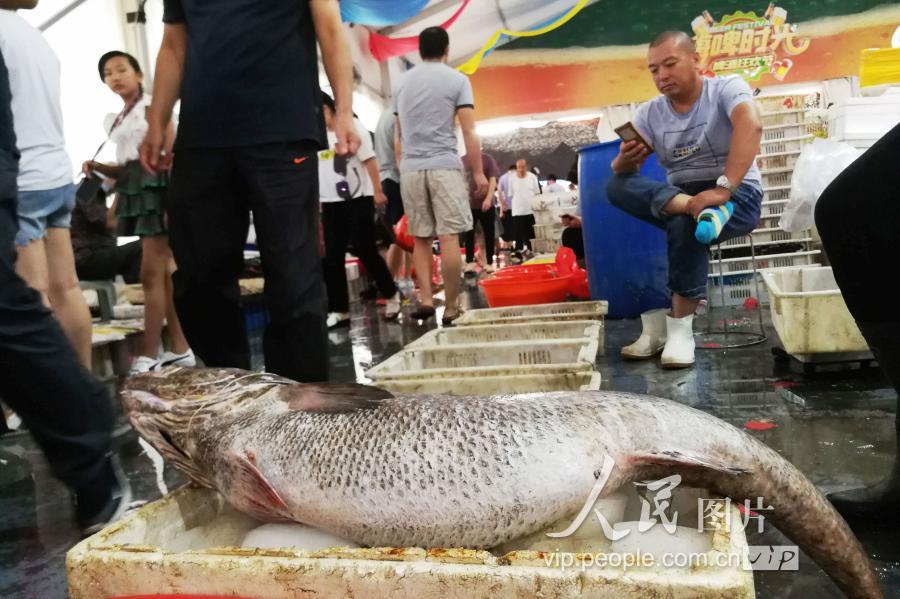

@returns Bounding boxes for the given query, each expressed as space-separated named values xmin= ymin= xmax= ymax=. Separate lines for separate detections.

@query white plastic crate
xmin=455 ymin=300 xmax=608 ymax=326
xmin=760 ymin=200 xmax=790 ymax=218
xmin=531 ymin=238 xmax=562 ymax=253
xmin=758 ymin=108 xmax=809 ymax=125
xmin=375 ymin=371 xmax=602 ymax=395
xmin=759 ymin=134 xmax=813 ymax=155
xmin=756 ymin=151 xmax=800 ymax=171
xmin=755 ymin=94 xmax=811 ymax=112
xmin=533 ymin=223 xmax=563 ymax=240
xmin=406 ymin=320 xmax=602 ymax=349
xmin=533 ymin=206 xmax=571 ymax=225
xmin=532 ymin=190 xmax=578 ymax=211
xmin=708 ymin=250 xmax=820 ymax=277
xmin=365 ymin=338 xmax=599 ymax=381
xmin=707 ymin=274 xmax=768 ymax=308
xmin=720 ymin=227 xmax=811 ymax=248
xmin=761 ymin=121 xmax=815 ymax=142
xmin=763 ymin=187 xmax=790 ymax=202
xmin=761 ymin=169 xmax=792 ymax=189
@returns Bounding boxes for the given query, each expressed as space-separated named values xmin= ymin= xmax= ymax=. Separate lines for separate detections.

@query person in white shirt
xmin=318 ymin=93 xmax=401 ymax=329
xmin=510 ymin=158 xmax=541 ymax=254
xmin=545 ymin=174 xmax=565 ymax=194
xmin=0 ymin=7 xmax=93 ymax=368
xmin=83 ymin=51 xmax=193 ymax=375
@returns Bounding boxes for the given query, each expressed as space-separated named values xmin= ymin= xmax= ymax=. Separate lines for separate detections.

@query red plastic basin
xmin=491 ymin=264 xmax=556 ymax=279
xmin=480 ymin=274 xmax=573 ymax=307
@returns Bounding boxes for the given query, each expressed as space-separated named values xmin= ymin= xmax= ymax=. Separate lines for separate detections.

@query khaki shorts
xmin=400 ymin=169 xmax=473 ymax=238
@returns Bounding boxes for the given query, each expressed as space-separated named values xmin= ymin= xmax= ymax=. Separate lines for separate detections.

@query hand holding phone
xmin=612 ymin=122 xmax=653 ymax=174
xmin=614 ymin=122 xmax=653 ymax=152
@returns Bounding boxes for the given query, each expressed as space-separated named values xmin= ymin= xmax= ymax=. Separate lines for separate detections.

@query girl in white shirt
xmin=84 ymin=51 xmax=193 ymax=374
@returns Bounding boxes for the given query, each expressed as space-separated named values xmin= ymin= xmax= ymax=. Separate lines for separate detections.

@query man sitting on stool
xmin=606 ymin=30 xmax=763 ymax=369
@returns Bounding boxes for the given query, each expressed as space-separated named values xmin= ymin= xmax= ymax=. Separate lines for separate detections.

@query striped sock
xmin=695 ymin=202 xmax=735 ymax=245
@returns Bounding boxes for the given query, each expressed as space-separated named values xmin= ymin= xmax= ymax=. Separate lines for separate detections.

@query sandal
xmin=410 ymin=305 xmax=436 ymax=320
xmin=442 ymin=309 xmax=464 ymax=326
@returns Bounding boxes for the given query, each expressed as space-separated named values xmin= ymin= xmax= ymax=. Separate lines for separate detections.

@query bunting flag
xmin=341 ymin=0 xmax=430 ymax=27
xmin=457 ymin=0 xmax=590 ymax=74
xmin=368 ymin=0 xmax=472 ymax=62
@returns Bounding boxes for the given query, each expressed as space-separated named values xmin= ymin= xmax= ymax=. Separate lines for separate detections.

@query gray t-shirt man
xmin=374 ymin=108 xmax=399 ymax=183
xmin=394 ymin=62 xmax=474 ymax=172
xmin=633 ymin=75 xmax=761 ymax=188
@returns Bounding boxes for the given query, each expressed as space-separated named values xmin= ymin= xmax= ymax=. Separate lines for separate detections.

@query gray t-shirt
xmin=633 ymin=76 xmax=761 ymax=188
xmin=374 ymin=108 xmax=399 ymax=182
xmin=394 ymin=62 xmax=474 ymax=173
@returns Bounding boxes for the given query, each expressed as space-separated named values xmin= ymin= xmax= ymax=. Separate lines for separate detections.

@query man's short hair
xmin=419 ymin=27 xmax=449 ymax=60
xmin=507 ymin=164 xmax=516 ymax=170
xmin=548 ymin=174 xmax=557 ymax=182
xmin=649 ymin=30 xmax=696 ymax=53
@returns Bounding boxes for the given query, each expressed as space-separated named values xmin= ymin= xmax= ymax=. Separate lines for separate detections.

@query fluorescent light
xmin=519 ymin=120 xmax=548 ymax=129
xmin=476 ymin=121 xmax=523 ymax=136
xmin=893 ymin=25 xmax=900 ymax=48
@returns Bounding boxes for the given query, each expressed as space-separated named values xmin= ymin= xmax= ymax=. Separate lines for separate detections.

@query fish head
xmin=121 ymin=366 xmax=292 ymax=486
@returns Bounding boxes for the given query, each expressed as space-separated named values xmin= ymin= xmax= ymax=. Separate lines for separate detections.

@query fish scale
xmin=123 ymin=367 xmax=883 ymax=599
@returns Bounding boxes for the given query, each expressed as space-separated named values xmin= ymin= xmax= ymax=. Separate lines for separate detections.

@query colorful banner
xmin=458 ymin=0 xmax=590 ymax=75
xmin=692 ymin=5 xmax=811 ymax=82
xmin=368 ymin=0 xmax=471 ymax=62
xmin=341 ymin=0 xmax=430 ymax=27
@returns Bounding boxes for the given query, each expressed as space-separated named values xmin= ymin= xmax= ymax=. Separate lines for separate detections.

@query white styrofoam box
xmin=365 ymin=337 xmax=600 ymax=381
xmin=455 ymin=300 xmax=608 ymax=326
xmin=533 ymin=206 xmax=573 ymax=225
xmin=67 ymin=486 xmax=753 ymax=599
xmin=828 ymin=94 xmax=900 ymax=144
xmin=376 ymin=371 xmax=602 ymax=395
xmin=532 ymin=190 xmax=578 ymax=211
xmin=708 ymin=250 xmax=820 ymax=277
xmin=762 ymin=266 xmax=869 ymax=354
xmin=406 ymin=320 xmax=602 ymax=349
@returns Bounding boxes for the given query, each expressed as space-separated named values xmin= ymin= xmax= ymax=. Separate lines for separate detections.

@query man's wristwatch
xmin=716 ymin=175 xmax=736 ymax=193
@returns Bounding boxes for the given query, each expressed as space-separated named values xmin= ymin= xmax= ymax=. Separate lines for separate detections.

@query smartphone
xmin=614 ymin=122 xmax=653 ymax=152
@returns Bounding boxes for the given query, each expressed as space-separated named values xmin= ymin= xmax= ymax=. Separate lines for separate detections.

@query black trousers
xmin=513 ymin=214 xmax=536 ymax=251
xmin=75 ymin=240 xmax=142 ymax=284
xmin=382 ymin=178 xmax=404 ymax=226
xmin=562 ymin=226 xmax=585 ymax=260
xmin=464 ymin=207 xmax=496 ymax=265
xmin=322 ymin=196 xmax=398 ymax=313
xmin=499 ymin=211 xmax=514 ymax=243
xmin=815 ymin=122 xmax=900 ymax=393
xmin=167 ymin=142 xmax=328 ymax=382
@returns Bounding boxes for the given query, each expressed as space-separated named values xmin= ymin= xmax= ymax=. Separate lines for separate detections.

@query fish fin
xmin=229 ymin=451 xmax=291 ymax=521
xmin=630 ymin=450 xmax=751 ymax=476
xmin=280 ymin=383 xmax=393 ymax=413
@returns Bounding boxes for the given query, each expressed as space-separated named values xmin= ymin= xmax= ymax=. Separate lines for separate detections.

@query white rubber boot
xmin=661 ymin=314 xmax=696 ymax=369
xmin=621 ymin=309 xmax=668 ymax=360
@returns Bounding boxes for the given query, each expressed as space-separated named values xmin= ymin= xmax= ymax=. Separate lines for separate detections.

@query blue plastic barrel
xmin=577 ymin=141 xmax=670 ymax=319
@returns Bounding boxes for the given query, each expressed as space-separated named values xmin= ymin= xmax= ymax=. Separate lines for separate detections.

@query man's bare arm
xmin=311 ymin=0 xmax=359 ymax=156
xmin=457 ymin=107 xmax=486 ymax=196
xmin=140 ymin=23 xmax=187 ymax=173
xmin=723 ymin=102 xmax=763 ymax=187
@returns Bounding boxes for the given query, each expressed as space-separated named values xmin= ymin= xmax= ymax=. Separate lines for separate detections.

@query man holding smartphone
xmin=606 ymin=30 xmax=763 ymax=369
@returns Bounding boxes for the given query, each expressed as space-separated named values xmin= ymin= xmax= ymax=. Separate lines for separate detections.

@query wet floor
xmin=1 ymin=278 xmax=898 ymax=597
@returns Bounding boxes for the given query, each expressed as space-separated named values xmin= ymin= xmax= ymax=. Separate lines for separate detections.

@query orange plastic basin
xmin=480 ymin=274 xmax=573 ymax=307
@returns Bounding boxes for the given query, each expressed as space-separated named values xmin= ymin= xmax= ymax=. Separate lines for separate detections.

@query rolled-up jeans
xmin=606 ymin=173 xmax=762 ymax=299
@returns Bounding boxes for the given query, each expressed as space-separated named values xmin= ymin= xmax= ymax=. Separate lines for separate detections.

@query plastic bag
xmin=781 ymin=138 xmax=862 ymax=232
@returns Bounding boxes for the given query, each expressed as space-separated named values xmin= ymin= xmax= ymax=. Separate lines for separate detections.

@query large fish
xmin=123 ymin=367 xmax=881 ymax=599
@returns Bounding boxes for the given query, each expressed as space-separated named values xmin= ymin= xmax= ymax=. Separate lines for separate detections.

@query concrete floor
xmin=1 ymin=279 xmax=899 ymax=598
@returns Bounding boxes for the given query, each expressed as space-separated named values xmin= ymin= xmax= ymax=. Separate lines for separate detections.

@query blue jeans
xmin=606 ymin=173 xmax=762 ymax=299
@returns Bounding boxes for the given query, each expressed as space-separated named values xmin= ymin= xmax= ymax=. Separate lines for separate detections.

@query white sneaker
xmin=621 ymin=309 xmax=668 ymax=360
xmin=327 ymin=312 xmax=351 ymax=329
xmin=160 ymin=348 xmax=196 ymax=368
xmin=129 ymin=355 xmax=160 ymax=375
xmin=384 ymin=291 xmax=402 ymax=320
xmin=661 ymin=314 xmax=696 ymax=369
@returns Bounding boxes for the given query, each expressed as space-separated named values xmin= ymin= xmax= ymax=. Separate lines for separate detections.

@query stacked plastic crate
xmin=530 ymin=191 xmax=579 ymax=255
xmin=708 ymin=93 xmax=823 ymax=307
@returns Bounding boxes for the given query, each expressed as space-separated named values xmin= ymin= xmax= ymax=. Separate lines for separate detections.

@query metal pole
xmin=38 ymin=0 xmax=88 ymax=31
